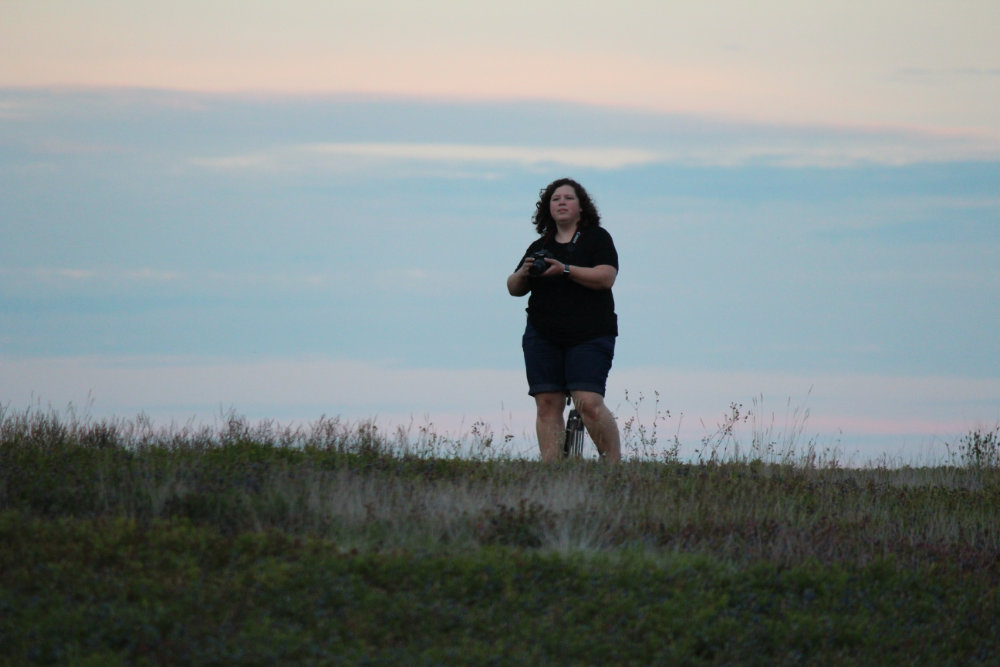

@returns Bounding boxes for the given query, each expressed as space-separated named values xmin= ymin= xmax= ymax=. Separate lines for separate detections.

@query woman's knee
xmin=572 ymin=391 xmax=607 ymax=422
xmin=534 ymin=392 xmax=566 ymax=419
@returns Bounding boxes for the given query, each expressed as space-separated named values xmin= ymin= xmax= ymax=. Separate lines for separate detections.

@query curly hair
xmin=532 ymin=178 xmax=602 ymax=237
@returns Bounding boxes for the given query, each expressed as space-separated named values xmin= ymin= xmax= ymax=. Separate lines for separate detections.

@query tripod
xmin=563 ymin=394 xmax=585 ymax=458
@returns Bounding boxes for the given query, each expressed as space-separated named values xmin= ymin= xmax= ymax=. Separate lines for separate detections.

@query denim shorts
xmin=521 ymin=321 xmax=615 ymax=397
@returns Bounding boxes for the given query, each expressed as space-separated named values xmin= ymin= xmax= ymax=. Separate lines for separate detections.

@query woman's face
xmin=549 ymin=184 xmax=581 ymax=226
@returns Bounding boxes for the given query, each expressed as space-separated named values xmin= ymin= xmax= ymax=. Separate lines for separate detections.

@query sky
xmin=2 ymin=1 xmax=999 ymax=462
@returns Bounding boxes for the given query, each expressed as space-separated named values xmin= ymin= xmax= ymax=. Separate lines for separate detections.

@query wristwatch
xmin=563 ymin=264 xmax=571 ymax=276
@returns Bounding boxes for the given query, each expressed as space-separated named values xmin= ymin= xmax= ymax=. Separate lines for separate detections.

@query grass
xmin=2 ymin=403 xmax=999 ymax=664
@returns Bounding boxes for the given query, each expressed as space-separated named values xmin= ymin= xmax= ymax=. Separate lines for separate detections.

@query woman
xmin=507 ymin=178 xmax=621 ymax=462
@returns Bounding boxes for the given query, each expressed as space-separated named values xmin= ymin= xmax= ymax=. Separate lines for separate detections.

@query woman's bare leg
xmin=571 ymin=390 xmax=621 ymax=462
xmin=534 ymin=392 xmax=566 ymax=462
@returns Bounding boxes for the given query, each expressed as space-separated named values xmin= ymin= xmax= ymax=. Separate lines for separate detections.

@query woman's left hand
xmin=537 ymin=259 xmax=566 ymax=278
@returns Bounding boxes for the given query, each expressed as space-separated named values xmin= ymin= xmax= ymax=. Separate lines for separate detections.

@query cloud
xmin=0 ymin=266 xmax=361 ymax=289
xmin=1 ymin=263 xmax=473 ymax=311
xmin=50 ymin=268 xmax=97 ymax=281
xmin=891 ymin=66 xmax=1000 ymax=82
xmin=123 ymin=269 xmax=181 ymax=282
xmin=34 ymin=138 xmax=125 ymax=156
xmin=0 ymin=99 xmax=31 ymax=120
xmin=0 ymin=268 xmax=101 ymax=292
xmin=186 ymin=131 xmax=1000 ymax=177
xmin=306 ymin=142 xmax=662 ymax=169
xmin=9 ymin=89 xmax=1000 ymax=172
xmin=188 ymin=154 xmax=270 ymax=170
xmin=190 ymin=142 xmax=662 ymax=173
xmin=0 ymin=267 xmax=180 ymax=288
xmin=6 ymin=1 xmax=1000 ymax=136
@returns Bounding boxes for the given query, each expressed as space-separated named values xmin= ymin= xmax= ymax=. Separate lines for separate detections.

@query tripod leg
xmin=562 ymin=394 xmax=574 ymax=458
xmin=564 ymin=408 xmax=584 ymax=459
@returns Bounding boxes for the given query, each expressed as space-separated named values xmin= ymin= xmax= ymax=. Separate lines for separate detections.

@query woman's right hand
xmin=507 ymin=257 xmax=534 ymax=296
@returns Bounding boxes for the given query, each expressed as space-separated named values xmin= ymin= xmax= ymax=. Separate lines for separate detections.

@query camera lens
xmin=529 ymin=250 xmax=550 ymax=275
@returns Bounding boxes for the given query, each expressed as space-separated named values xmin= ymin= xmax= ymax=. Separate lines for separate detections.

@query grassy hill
xmin=2 ymin=406 xmax=998 ymax=664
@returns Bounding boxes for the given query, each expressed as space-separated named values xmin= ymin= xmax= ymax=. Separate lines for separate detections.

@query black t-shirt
xmin=515 ymin=226 xmax=619 ymax=346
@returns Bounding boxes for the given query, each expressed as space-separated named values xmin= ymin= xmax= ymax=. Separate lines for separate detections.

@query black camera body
xmin=529 ymin=249 xmax=553 ymax=276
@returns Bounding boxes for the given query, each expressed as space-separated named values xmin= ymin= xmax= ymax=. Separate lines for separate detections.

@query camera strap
xmin=537 ymin=228 xmax=580 ymax=264
xmin=565 ymin=230 xmax=581 ymax=258
xmin=566 ymin=229 xmax=580 ymax=259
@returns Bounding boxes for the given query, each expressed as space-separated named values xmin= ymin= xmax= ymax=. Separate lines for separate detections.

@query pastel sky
xmin=2 ymin=1 xmax=999 ymax=462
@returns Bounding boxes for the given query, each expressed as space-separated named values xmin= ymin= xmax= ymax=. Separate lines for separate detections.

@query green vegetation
xmin=2 ymin=404 xmax=998 ymax=664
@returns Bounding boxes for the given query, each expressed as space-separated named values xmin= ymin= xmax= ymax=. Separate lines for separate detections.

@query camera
xmin=529 ymin=249 xmax=553 ymax=275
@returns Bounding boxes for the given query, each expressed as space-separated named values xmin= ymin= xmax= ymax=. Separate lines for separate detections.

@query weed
xmin=948 ymin=425 xmax=1000 ymax=469
xmin=619 ymin=390 xmax=680 ymax=462
xmin=694 ymin=401 xmax=751 ymax=464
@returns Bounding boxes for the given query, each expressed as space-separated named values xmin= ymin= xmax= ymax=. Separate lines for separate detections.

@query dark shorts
xmin=521 ymin=321 xmax=616 ymax=397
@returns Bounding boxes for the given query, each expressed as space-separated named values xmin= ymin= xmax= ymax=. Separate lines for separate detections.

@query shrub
xmin=950 ymin=426 xmax=1000 ymax=469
